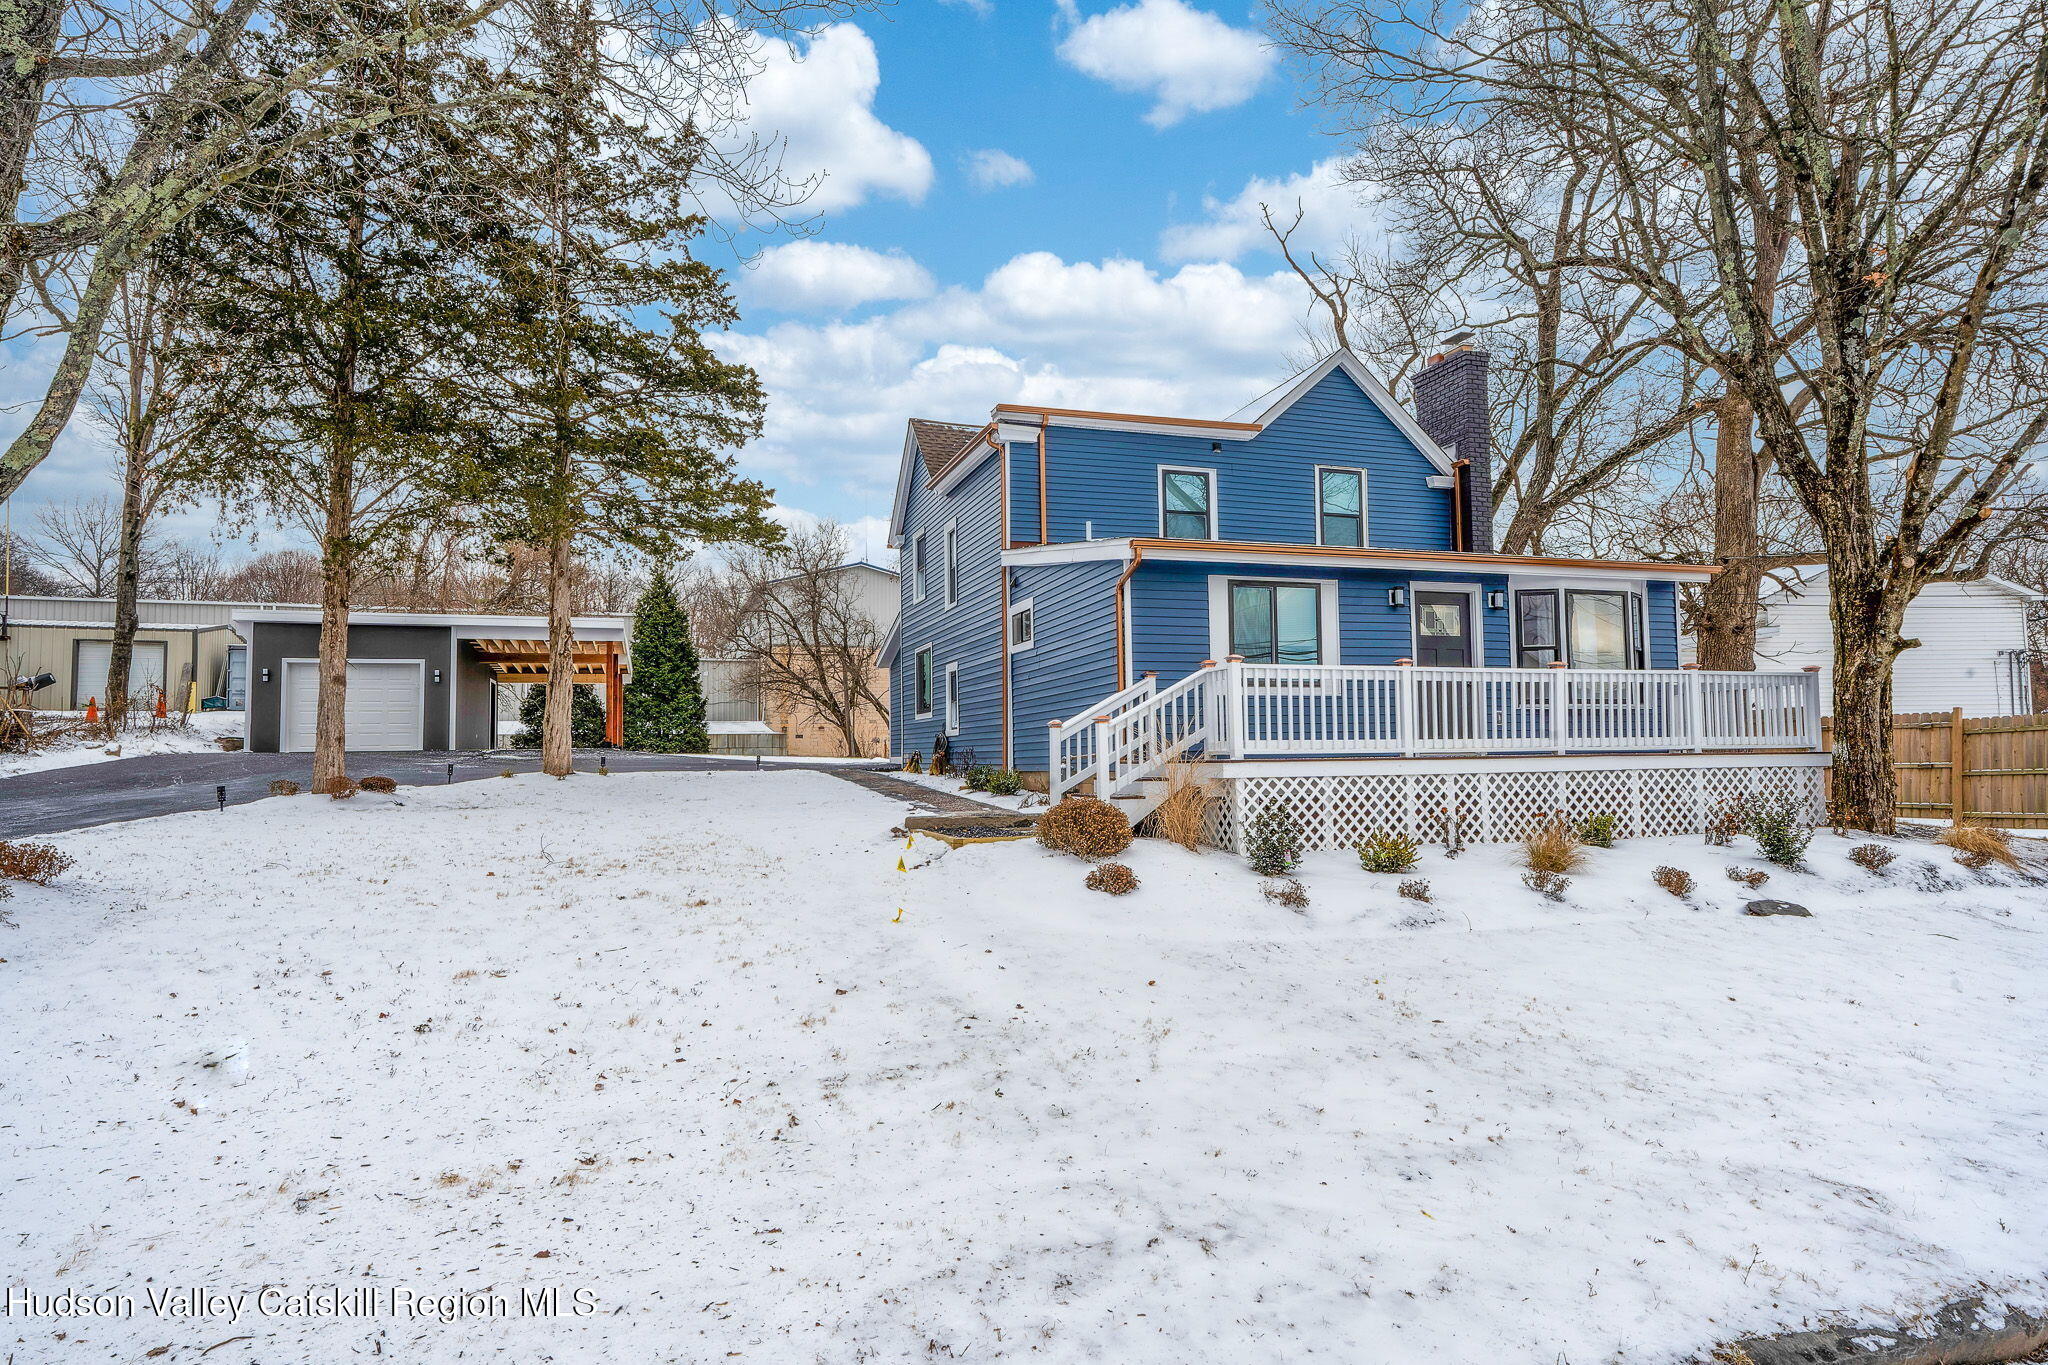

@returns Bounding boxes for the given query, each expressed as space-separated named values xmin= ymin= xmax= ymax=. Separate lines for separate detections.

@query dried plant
xmin=1150 ymin=758 xmax=1216 ymax=852
xmin=1261 ymin=877 xmax=1310 ymax=909
xmin=1521 ymin=815 xmax=1586 ymax=875
xmin=0 ymin=842 xmax=75 ymax=885
xmin=1037 ymin=797 xmax=1134 ymax=861
xmin=1084 ymin=863 xmax=1139 ymax=896
xmin=1652 ymin=865 xmax=1693 ymax=898
xmin=1522 ymin=870 xmax=1571 ymax=901
xmin=1725 ymin=866 xmax=1770 ymax=889
xmin=1936 ymin=823 xmax=2018 ymax=869
xmin=268 ymin=779 xmax=301 ymax=797
xmin=326 ymin=779 xmax=360 ymax=800
xmin=358 ymin=776 xmax=398 ymax=794
xmin=1704 ymin=797 xmax=1750 ymax=847
xmin=1397 ymin=878 xmax=1431 ymax=903
xmin=1847 ymin=843 xmax=1896 ymax=874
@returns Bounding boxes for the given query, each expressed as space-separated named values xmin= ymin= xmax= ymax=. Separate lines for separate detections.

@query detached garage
xmin=233 ymin=610 xmax=629 ymax=754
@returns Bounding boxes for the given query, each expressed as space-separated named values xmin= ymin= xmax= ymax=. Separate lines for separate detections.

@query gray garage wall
xmin=246 ymin=622 xmax=456 ymax=752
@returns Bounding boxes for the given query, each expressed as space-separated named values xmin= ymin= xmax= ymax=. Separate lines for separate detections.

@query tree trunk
xmin=103 ymin=450 xmax=149 ymax=729
xmin=541 ymin=531 xmax=575 ymax=777
xmin=1695 ymin=395 xmax=1767 ymax=670
xmin=1825 ymin=569 xmax=1902 ymax=833
xmin=311 ymin=460 xmax=354 ymax=792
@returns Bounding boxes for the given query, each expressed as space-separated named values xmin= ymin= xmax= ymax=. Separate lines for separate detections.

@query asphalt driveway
xmin=0 ymin=750 xmax=894 ymax=838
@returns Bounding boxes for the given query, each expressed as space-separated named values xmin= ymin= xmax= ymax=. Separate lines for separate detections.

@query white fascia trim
xmin=1003 ymin=540 xmax=1138 ymax=567
xmin=1245 ymin=350 xmax=1458 ymax=476
xmin=997 ymin=540 xmax=1711 ymax=583
xmin=1026 ymin=413 xmax=1261 ymax=441
xmin=233 ymin=611 xmax=628 ymax=637
xmin=1208 ymin=751 xmax=1834 ymax=780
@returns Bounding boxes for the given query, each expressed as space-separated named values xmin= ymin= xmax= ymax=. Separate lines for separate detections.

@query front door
xmin=1414 ymin=591 xmax=1474 ymax=667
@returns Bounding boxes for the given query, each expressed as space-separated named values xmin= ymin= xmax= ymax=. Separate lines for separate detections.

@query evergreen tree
xmin=622 ymin=564 xmax=708 ymax=753
xmin=514 ymin=684 xmax=607 ymax=748
xmin=446 ymin=0 xmax=781 ymax=778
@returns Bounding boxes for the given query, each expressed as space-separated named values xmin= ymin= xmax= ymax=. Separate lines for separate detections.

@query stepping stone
xmin=1743 ymin=899 xmax=1811 ymax=917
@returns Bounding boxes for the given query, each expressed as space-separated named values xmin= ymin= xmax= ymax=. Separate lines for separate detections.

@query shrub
xmin=326 ymin=779 xmax=359 ymax=800
xmin=982 ymin=769 xmax=1023 ymax=797
xmin=1652 ymin=865 xmax=1694 ymax=898
xmin=1746 ymin=797 xmax=1813 ymax=867
xmin=1355 ymin=831 xmax=1422 ymax=874
xmin=1149 ymin=757 xmax=1215 ymax=852
xmin=268 ymin=779 xmax=301 ymax=797
xmin=1704 ymin=797 xmax=1750 ymax=847
xmin=1936 ymin=823 xmax=2018 ymax=869
xmin=1398 ymin=878 xmax=1431 ymax=903
xmin=358 ymin=775 xmax=398 ymax=794
xmin=500 ymin=769 xmax=515 ymax=778
xmin=1577 ymin=812 xmax=1620 ymax=849
xmin=1261 ymin=877 xmax=1309 ymax=908
xmin=1521 ymin=815 xmax=1586 ymax=875
xmin=962 ymin=765 xmax=991 ymax=792
xmin=0 ymin=841 xmax=75 ymax=885
xmin=1726 ymin=866 xmax=1770 ymax=889
xmin=1084 ymin=862 xmax=1139 ymax=896
xmin=1848 ymin=842 xmax=1897 ymax=874
xmin=1036 ymin=797 xmax=1134 ymax=861
xmin=1244 ymin=803 xmax=1304 ymax=877
xmin=1522 ymin=870 xmax=1570 ymax=901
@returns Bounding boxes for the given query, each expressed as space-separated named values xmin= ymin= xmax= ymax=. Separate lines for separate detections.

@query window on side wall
xmin=1228 ymin=581 xmax=1322 ymax=663
xmin=944 ymin=522 xmax=959 ymax=608
xmin=1160 ymin=468 xmax=1215 ymax=540
xmin=945 ymin=662 xmax=960 ymax=735
xmin=912 ymin=532 xmax=928 ymax=602
xmin=1008 ymin=598 xmax=1035 ymax=652
xmin=1316 ymin=468 xmax=1365 ymax=547
xmin=915 ymin=647 xmax=934 ymax=717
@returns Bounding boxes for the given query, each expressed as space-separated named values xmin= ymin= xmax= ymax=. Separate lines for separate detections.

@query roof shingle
xmin=909 ymin=419 xmax=983 ymax=483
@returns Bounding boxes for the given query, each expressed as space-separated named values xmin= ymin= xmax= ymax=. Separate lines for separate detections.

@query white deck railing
xmin=1050 ymin=661 xmax=1823 ymax=802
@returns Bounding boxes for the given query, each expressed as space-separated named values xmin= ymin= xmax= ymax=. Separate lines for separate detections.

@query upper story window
xmin=943 ymin=522 xmax=959 ymax=607
xmin=911 ymin=532 xmax=928 ymax=602
xmin=1159 ymin=467 xmax=1216 ymax=540
xmin=1316 ymin=468 xmax=1365 ymax=547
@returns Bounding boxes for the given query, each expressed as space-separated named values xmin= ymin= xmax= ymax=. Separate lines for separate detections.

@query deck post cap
xmin=1680 ymin=662 xmax=1703 ymax=670
xmin=1199 ymin=659 xmax=1217 ymax=668
xmin=1395 ymin=657 xmax=1413 ymax=666
xmin=1548 ymin=661 xmax=1570 ymax=668
xmin=1226 ymin=654 xmax=1245 ymax=662
xmin=1802 ymin=665 xmax=1823 ymax=672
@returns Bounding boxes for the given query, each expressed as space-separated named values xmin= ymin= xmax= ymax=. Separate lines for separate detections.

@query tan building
xmin=708 ymin=562 xmax=897 ymax=758
xmin=0 ymin=596 xmax=312 ymax=712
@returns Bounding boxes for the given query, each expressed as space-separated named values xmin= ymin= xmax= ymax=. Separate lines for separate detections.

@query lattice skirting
xmin=1200 ymin=756 xmax=1830 ymax=853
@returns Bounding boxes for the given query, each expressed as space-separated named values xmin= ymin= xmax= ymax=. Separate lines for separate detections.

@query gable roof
xmin=907 ymin=419 xmax=983 ymax=481
xmin=1762 ymin=567 xmax=2044 ymax=603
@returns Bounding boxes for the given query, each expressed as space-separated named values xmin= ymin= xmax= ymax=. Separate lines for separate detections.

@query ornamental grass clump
xmin=1355 ymin=831 xmax=1421 ymax=874
xmin=1521 ymin=815 xmax=1586 ymax=876
xmin=1937 ymin=822 xmax=2018 ymax=869
xmin=1036 ymin=797 xmax=1134 ymax=861
xmin=1244 ymin=803 xmax=1304 ymax=877
xmin=1084 ymin=862 xmax=1139 ymax=896
xmin=1149 ymin=757 xmax=1216 ymax=852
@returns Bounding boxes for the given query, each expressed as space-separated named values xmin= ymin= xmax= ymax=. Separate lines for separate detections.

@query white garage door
xmin=282 ymin=660 xmax=424 ymax=751
xmin=74 ymin=639 xmax=167 ymax=709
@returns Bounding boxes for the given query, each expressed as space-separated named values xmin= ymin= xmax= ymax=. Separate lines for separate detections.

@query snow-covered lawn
xmin=0 ymin=710 xmax=241 ymax=778
xmin=3 ymin=770 xmax=2045 ymax=1363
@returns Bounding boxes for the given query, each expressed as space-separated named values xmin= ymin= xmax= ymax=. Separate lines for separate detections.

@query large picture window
xmin=1515 ymin=589 xmax=1647 ymax=668
xmin=914 ymin=647 xmax=934 ymax=716
xmin=1229 ymin=581 xmax=1322 ymax=663
xmin=1160 ymin=468 xmax=1215 ymax=540
xmin=1316 ymin=468 xmax=1364 ymax=547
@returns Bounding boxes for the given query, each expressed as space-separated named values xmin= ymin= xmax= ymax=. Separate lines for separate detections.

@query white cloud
xmin=745 ymin=241 xmax=934 ymax=311
xmin=1056 ymin=0 xmax=1276 ymax=129
xmin=1159 ymin=155 xmax=1386 ymax=263
xmin=963 ymin=148 xmax=1035 ymax=190
xmin=737 ymin=24 xmax=933 ymax=212
xmin=714 ymin=252 xmax=1315 ymax=527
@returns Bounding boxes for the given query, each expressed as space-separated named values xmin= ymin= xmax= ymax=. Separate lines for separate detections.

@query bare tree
xmin=1270 ymin=0 xmax=2048 ymax=831
xmin=727 ymin=522 xmax=889 ymax=758
xmin=21 ymin=495 xmax=164 ymax=595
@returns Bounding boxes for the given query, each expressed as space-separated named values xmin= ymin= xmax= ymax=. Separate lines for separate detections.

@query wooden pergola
xmin=467 ymin=638 xmax=625 ymax=746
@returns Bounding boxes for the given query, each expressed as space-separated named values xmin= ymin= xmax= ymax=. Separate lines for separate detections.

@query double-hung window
xmin=1160 ymin=468 xmax=1215 ymax=540
xmin=912 ymin=532 xmax=929 ymax=602
xmin=943 ymin=522 xmax=959 ymax=608
xmin=1008 ymin=598 xmax=1035 ymax=652
xmin=1316 ymin=468 xmax=1365 ymax=547
xmin=1228 ymin=581 xmax=1323 ymax=664
xmin=944 ymin=663 xmax=960 ymax=735
xmin=914 ymin=647 xmax=935 ymax=717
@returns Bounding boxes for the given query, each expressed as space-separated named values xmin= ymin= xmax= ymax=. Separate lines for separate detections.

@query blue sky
xmin=7 ymin=0 xmax=1378 ymax=563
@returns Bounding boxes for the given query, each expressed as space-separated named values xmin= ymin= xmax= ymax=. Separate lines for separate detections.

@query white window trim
xmin=1007 ymin=596 xmax=1035 ymax=653
xmin=912 ymin=531 xmax=929 ymax=603
xmin=1408 ymin=580 xmax=1486 ymax=667
xmin=1158 ymin=465 xmax=1219 ymax=541
xmin=1206 ymin=574 xmax=1341 ymax=665
xmin=943 ymin=520 xmax=959 ymax=609
xmin=914 ymin=646 xmax=934 ymax=718
xmin=1507 ymin=574 xmax=1651 ymax=669
xmin=1313 ymin=466 xmax=1368 ymax=547
xmin=944 ymin=661 xmax=960 ymax=736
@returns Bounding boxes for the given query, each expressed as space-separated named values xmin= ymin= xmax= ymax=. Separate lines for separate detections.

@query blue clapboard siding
xmin=891 ymin=448 xmax=1006 ymax=764
xmin=1007 ymin=559 xmax=1124 ymax=772
xmin=1007 ymin=441 xmax=1042 ymax=544
xmin=1128 ymin=560 xmax=1516 ymax=680
xmin=1646 ymin=581 xmax=1679 ymax=669
xmin=1040 ymin=370 xmax=1454 ymax=550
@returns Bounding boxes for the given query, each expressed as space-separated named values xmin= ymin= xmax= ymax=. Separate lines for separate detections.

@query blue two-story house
xmin=881 ymin=346 xmax=1827 ymax=848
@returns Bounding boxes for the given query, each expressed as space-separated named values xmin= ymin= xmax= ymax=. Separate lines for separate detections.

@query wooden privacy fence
xmin=1821 ymin=710 xmax=2048 ymax=829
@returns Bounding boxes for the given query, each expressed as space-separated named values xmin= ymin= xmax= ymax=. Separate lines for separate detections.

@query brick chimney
xmin=1410 ymin=336 xmax=1494 ymax=554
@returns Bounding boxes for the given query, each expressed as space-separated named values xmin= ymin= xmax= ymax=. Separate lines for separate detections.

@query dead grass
xmin=1521 ymin=815 xmax=1586 ymax=875
xmin=1937 ymin=822 xmax=2019 ymax=868
xmin=1149 ymin=757 xmax=1215 ymax=852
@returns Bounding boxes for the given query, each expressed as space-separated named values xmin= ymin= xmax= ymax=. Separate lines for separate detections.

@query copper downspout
xmin=1036 ymin=424 xmax=1048 ymax=545
xmin=1112 ymin=542 xmax=1145 ymax=689
xmin=1451 ymin=458 xmax=1471 ymax=554
xmin=999 ymin=443 xmax=1012 ymax=769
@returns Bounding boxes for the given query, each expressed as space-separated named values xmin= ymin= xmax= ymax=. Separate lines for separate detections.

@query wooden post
xmin=1949 ymin=705 xmax=1966 ymax=823
xmin=604 ymin=642 xmax=624 ymax=748
xmin=1549 ymin=661 xmax=1569 ymax=754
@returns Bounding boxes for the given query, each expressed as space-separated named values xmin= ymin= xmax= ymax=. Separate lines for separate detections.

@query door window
xmin=1414 ymin=591 xmax=1473 ymax=667
xmin=1229 ymin=582 xmax=1321 ymax=663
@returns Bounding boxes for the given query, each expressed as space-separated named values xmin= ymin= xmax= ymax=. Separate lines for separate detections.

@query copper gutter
xmin=1117 ymin=538 xmax=1718 ymax=576
xmin=994 ymin=402 xmax=1263 ymax=434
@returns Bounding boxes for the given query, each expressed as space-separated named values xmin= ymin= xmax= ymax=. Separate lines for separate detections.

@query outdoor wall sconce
xmin=1486 ymin=589 xmax=1507 ymax=609
xmin=1386 ymin=587 xmax=1408 ymax=609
